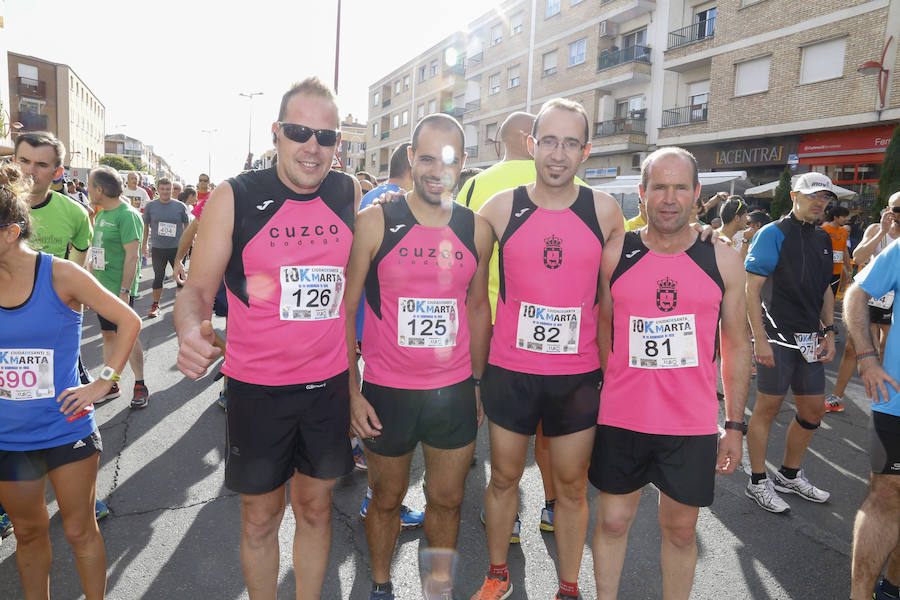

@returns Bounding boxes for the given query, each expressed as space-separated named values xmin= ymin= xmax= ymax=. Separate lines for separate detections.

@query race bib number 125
xmin=397 ymin=297 xmax=458 ymax=347
xmin=279 ymin=266 xmax=344 ymax=321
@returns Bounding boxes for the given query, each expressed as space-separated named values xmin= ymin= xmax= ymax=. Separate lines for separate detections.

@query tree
xmin=770 ymin=167 xmax=792 ymax=219
xmin=100 ymin=155 xmax=135 ymax=171
xmin=873 ymin=124 xmax=900 ymax=218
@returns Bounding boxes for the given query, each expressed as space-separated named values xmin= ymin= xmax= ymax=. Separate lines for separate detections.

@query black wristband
xmin=472 ymin=377 xmax=481 ymax=387
xmin=724 ymin=420 xmax=747 ymax=434
xmin=822 ymin=324 xmax=836 ymax=335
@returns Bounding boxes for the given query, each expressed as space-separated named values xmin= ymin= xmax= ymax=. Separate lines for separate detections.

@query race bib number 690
xmin=0 ymin=349 xmax=55 ymax=400
xmin=279 ymin=265 xmax=344 ymax=321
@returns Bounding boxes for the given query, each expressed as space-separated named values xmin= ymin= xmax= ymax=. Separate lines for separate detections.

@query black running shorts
xmin=589 ymin=425 xmax=718 ymax=507
xmin=224 ymin=371 xmax=353 ymax=494
xmin=97 ymin=296 xmax=135 ymax=331
xmin=0 ymin=429 xmax=102 ymax=481
xmin=361 ymin=378 xmax=477 ymax=457
xmin=756 ymin=342 xmax=825 ymax=396
xmin=871 ymin=411 xmax=900 ymax=475
xmin=869 ymin=304 xmax=893 ymax=326
xmin=481 ymin=364 xmax=602 ymax=436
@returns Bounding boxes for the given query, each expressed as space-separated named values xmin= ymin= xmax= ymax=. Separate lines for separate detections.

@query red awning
xmin=799 ymin=152 xmax=885 ymax=165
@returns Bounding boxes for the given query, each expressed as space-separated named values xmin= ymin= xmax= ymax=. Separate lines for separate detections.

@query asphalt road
xmin=0 ymin=270 xmax=873 ymax=599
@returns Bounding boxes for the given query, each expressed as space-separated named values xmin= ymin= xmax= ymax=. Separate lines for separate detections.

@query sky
xmin=4 ymin=0 xmax=500 ymax=183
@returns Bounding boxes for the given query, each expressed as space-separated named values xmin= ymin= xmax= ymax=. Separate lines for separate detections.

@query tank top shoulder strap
xmin=448 ymin=203 xmax=477 ymax=261
xmin=684 ymin=234 xmax=724 ymax=294
xmin=610 ymin=231 xmax=646 ymax=287
xmin=500 ymin=185 xmax=537 ymax=246
xmin=569 ymin=185 xmax=604 ymax=247
xmin=318 ymin=170 xmax=356 ymax=231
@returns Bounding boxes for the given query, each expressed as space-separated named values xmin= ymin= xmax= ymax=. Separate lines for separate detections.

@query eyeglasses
xmin=277 ymin=122 xmax=340 ymax=147
xmin=891 ymin=207 xmax=900 ymax=214
xmin=198 ymin=178 xmax=209 ymax=183
xmin=530 ymin=136 xmax=585 ymax=153
xmin=0 ymin=221 xmax=24 ymax=230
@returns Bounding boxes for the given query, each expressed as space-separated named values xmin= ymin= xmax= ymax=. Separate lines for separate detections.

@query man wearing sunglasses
xmin=175 ymin=76 xmax=360 ymax=600
xmin=744 ymin=172 xmax=837 ymax=514
xmin=472 ymin=98 xmax=625 ymax=600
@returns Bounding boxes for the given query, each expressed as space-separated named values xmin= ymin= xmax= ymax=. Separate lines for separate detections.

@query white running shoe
xmin=773 ymin=469 xmax=830 ymax=503
xmin=745 ymin=478 xmax=791 ymax=513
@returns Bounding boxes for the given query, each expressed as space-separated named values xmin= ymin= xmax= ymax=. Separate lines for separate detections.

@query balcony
xmin=468 ymin=52 xmax=483 ymax=68
xmin=464 ymin=99 xmax=481 ymax=113
xmin=17 ymin=112 xmax=48 ymax=131
xmin=667 ymin=17 xmax=715 ymax=50
xmin=465 ymin=145 xmax=478 ymax=158
xmin=598 ymin=45 xmax=650 ymax=71
xmin=382 ymin=98 xmax=392 ymax=108
xmin=661 ymin=103 xmax=708 ymax=127
xmin=17 ymin=77 xmax=46 ymax=99
xmin=380 ymin=131 xmax=390 ymax=140
xmin=594 ymin=116 xmax=647 ymax=137
xmin=445 ymin=61 xmax=466 ymax=76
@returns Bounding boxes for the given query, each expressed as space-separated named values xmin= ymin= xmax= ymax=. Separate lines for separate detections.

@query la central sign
xmin=715 ymin=145 xmax=784 ymax=166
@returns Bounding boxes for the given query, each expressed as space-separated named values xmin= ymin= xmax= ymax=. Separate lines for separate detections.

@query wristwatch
xmin=99 ymin=365 xmax=121 ymax=382
xmin=119 ymin=287 xmax=130 ymax=295
xmin=822 ymin=324 xmax=837 ymax=335
xmin=724 ymin=420 xmax=747 ymax=434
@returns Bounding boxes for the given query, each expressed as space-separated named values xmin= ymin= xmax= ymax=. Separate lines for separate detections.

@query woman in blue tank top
xmin=0 ymin=163 xmax=141 ymax=599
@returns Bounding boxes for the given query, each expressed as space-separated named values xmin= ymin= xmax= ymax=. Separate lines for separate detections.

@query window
xmin=392 ymin=114 xmax=399 ymax=129
xmin=689 ymin=80 xmax=710 ymax=106
xmin=429 ymin=99 xmax=437 ymax=113
xmin=734 ymin=55 xmax=770 ymax=96
xmin=372 ymin=122 xmax=379 ymax=136
xmin=568 ymin=38 xmax=586 ymax=66
xmin=491 ymin=24 xmax=503 ymax=46
xmin=546 ymin=0 xmax=560 ymax=18
xmin=403 ymin=75 xmax=410 ymax=90
xmin=615 ymin=95 xmax=645 ymax=118
xmin=371 ymin=153 xmax=376 ymax=165
xmin=373 ymin=92 xmax=380 ymax=106
xmin=489 ymin=73 xmax=501 ymax=94
xmin=800 ymin=37 xmax=846 ymax=84
xmin=401 ymin=110 xmax=409 ymax=126
xmin=511 ymin=12 xmax=523 ymax=35
xmin=395 ymin=80 xmax=402 ymax=94
xmin=486 ymin=122 xmax=498 ymax=142
xmin=508 ymin=65 xmax=521 ymax=88
xmin=430 ymin=60 xmax=438 ymax=77
xmin=543 ymin=50 xmax=558 ymax=76
xmin=622 ymin=28 xmax=647 ymax=48
xmin=417 ymin=103 xmax=425 ymax=119
xmin=419 ymin=65 xmax=427 ymax=82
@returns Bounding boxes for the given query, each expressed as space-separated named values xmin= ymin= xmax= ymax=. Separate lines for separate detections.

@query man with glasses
xmin=175 ymin=76 xmax=361 ymax=599
xmin=744 ymin=172 xmax=837 ymax=513
xmin=471 ymin=98 xmax=624 ymax=600
xmin=715 ymin=195 xmax=748 ymax=250
xmin=196 ymin=174 xmax=212 ymax=204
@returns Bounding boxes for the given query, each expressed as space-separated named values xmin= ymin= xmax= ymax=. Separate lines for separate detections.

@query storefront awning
xmin=744 ymin=176 xmax=858 ymax=200
xmin=592 ymin=171 xmax=748 ymax=195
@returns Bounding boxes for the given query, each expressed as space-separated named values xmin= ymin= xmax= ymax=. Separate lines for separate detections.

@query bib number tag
xmin=397 ymin=298 xmax=458 ymax=347
xmin=158 ymin=222 xmax=177 ymax=237
xmin=793 ymin=332 xmax=819 ymax=363
xmin=0 ymin=349 xmax=55 ymax=401
xmin=516 ymin=302 xmax=580 ymax=354
xmin=89 ymin=247 xmax=105 ymax=271
xmin=279 ymin=266 xmax=344 ymax=321
xmin=868 ymin=290 xmax=895 ymax=310
xmin=832 ymin=250 xmax=843 ymax=264
xmin=628 ymin=314 xmax=698 ymax=369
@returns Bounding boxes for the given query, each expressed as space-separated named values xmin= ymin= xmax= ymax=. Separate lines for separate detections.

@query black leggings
xmin=151 ymin=247 xmax=180 ymax=289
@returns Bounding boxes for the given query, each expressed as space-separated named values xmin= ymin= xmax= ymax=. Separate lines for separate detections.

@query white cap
xmin=792 ymin=172 xmax=836 ymax=196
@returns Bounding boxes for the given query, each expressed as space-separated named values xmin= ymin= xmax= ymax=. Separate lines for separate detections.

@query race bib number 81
xmin=628 ymin=314 xmax=698 ymax=369
xmin=398 ymin=297 xmax=458 ymax=347
xmin=516 ymin=302 xmax=580 ymax=354
xmin=279 ymin=265 xmax=344 ymax=321
xmin=0 ymin=349 xmax=55 ymax=400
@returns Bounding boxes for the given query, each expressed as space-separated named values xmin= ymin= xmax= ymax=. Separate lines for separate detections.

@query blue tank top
xmin=0 ymin=252 xmax=92 ymax=450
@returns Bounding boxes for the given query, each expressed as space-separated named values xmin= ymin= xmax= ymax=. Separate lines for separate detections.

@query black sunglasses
xmin=892 ymin=207 xmax=900 ymax=214
xmin=277 ymin=122 xmax=339 ymax=147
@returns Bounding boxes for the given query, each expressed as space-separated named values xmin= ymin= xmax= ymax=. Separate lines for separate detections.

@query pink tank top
xmin=221 ymin=168 xmax=355 ymax=385
xmin=599 ymin=232 xmax=724 ymax=435
xmin=490 ymin=185 xmax=604 ymax=375
xmin=362 ymin=198 xmax=478 ymax=389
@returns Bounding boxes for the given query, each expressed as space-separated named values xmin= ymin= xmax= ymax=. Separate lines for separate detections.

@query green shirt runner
xmin=29 ymin=190 xmax=93 ymax=259
xmin=91 ymin=203 xmax=143 ymax=297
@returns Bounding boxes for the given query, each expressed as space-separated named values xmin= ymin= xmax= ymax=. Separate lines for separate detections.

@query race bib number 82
xmin=516 ymin=302 xmax=580 ymax=354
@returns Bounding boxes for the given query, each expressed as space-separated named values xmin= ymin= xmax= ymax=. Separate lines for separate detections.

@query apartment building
xmin=8 ymin=52 xmax=105 ymax=169
xmin=366 ymin=0 xmax=899 ymax=208
xmin=105 ymin=134 xmax=152 ymax=171
xmin=338 ymin=114 xmax=367 ymax=172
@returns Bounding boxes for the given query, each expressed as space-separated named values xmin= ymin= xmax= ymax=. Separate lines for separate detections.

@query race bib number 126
xmin=279 ymin=266 xmax=344 ymax=321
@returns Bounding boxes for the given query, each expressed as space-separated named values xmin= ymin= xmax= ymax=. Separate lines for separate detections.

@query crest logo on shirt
xmin=543 ymin=234 xmax=563 ymax=269
xmin=656 ymin=276 xmax=677 ymax=312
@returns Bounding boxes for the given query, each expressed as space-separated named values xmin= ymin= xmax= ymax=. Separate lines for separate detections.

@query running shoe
xmin=540 ymin=500 xmax=555 ymax=532
xmin=555 ymin=594 xmax=578 ymax=600
xmin=470 ymin=574 xmax=512 ymax=600
xmin=95 ymin=499 xmax=109 ymax=521
xmin=0 ymin=511 xmax=12 ymax=538
xmin=772 ymin=469 xmax=830 ymax=503
xmin=353 ymin=443 xmax=368 ymax=471
xmin=480 ymin=508 xmax=521 ymax=544
xmin=147 ymin=302 xmax=160 ymax=318
xmin=216 ymin=378 xmax=227 ymax=409
xmin=423 ymin=577 xmax=454 ymax=600
xmin=369 ymin=590 xmax=394 ymax=600
xmin=745 ymin=478 xmax=790 ymax=513
xmin=94 ymin=382 xmax=120 ymax=406
xmin=824 ymin=393 xmax=845 ymax=413
xmin=874 ymin=577 xmax=900 ymax=599
xmin=130 ymin=384 xmax=150 ymax=409
xmin=359 ymin=496 xmax=425 ymax=530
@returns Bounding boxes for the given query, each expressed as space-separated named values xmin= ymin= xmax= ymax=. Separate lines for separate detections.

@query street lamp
xmin=238 ymin=92 xmax=263 ymax=166
xmin=201 ymin=128 xmax=218 ymax=178
xmin=858 ymin=35 xmax=893 ymax=113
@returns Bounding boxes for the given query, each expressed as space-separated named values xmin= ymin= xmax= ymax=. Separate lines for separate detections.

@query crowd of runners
xmin=0 ymin=76 xmax=898 ymax=600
